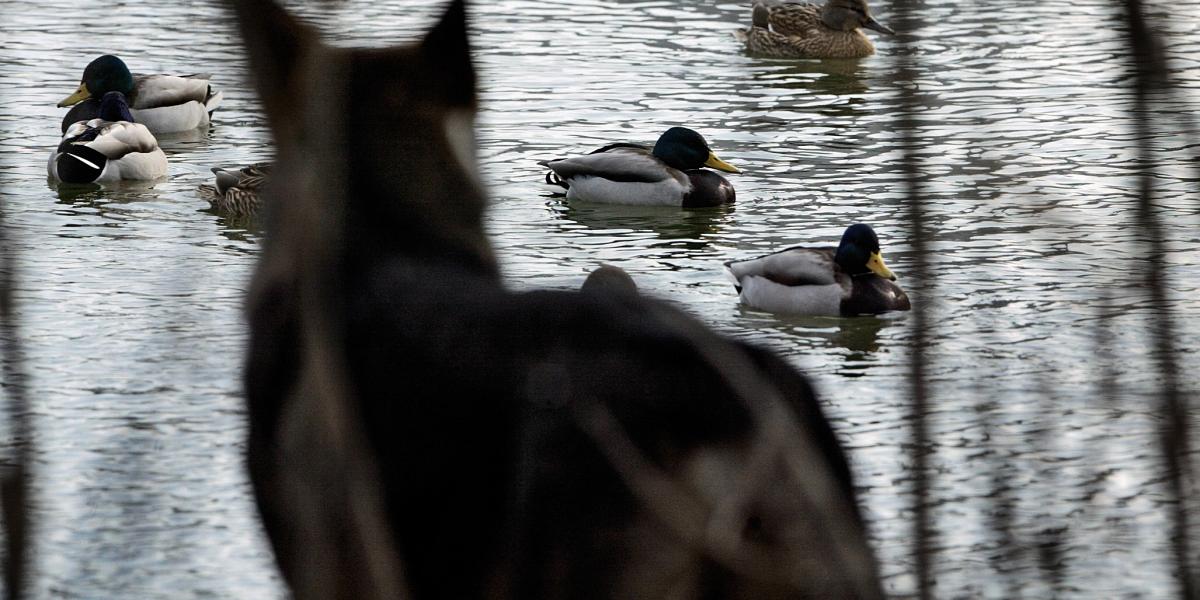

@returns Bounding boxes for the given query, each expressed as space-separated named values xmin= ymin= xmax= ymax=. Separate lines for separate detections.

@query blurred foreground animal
xmin=581 ymin=264 xmax=639 ymax=297
xmin=57 ymin=55 xmax=224 ymax=134
xmin=197 ymin=163 xmax=270 ymax=218
xmin=726 ymin=224 xmax=910 ymax=316
xmin=737 ymin=0 xmax=894 ymax=59
xmin=541 ymin=127 xmax=740 ymax=207
xmin=48 ymin=91 xmax=167 ymax=183
xmin=229 ymin=0 xmax=882 ymax=597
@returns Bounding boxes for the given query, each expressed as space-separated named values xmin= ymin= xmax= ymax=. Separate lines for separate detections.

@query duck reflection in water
xmin=552 ymin=202 xmax=734 ymax=252
xmin=832 ymin=316 xmax=890 ymax=376
xmin=49 ymin=178 xmax=163 ymax=205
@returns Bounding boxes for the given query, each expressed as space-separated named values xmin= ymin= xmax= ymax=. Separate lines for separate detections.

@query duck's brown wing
xmin=766 ymin=1 xmax=822 ymax=36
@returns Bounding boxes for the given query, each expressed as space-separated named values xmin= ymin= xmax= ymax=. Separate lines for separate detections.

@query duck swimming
xmin=48 ymin=91 xmax=168 ymax=184
xmin=197 ymin=163 xmax=270 ymax=218
xmin=725 ymin=223 xmax=910 ymax=316
xmin=738 ymin=0 xmax=895 ymax=59
xmin=57 ymin=55 xmax=224 ymax=134
xmin=540 ymin=127 xmax=740 ymax=208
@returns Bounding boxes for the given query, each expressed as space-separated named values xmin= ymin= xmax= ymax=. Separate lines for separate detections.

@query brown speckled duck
xmin=196 ymin=163 xmax=270 ymax=218
xmin=737 ymin=0 xmax=895 ymax=59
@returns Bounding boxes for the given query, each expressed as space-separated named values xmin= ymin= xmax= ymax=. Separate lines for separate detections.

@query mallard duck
xmin=540 ymin=127 xmax=740 ymax=208
xmin=737 ymin=0 xmax=895 ymax=59
xmin=57 ymin=55 xmax=224 ymax=134
xmin=725 ymin=223 xmax=910 ymax=316
xmin=48 ymin=91 xmax=168 ymax=183
xmin=197 ymin=163 xmax=270 ymax=218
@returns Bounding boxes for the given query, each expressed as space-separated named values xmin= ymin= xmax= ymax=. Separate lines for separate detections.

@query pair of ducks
xmin=46 ymin=54 xmax=202 ymax=184
xmin=47 ymin=55 xmax=260 ymax=217
xmin=542 ymin=127 xmax=909 ymax=317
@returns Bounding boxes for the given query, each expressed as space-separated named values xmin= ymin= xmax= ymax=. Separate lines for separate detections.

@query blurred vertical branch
xmin=1122 ymin=0 xmax=1196 ymax=596
xmin=0 ymin=190 xmax=31 ymax=597
xmin=892 ymin=0 xmax=933 ymax=597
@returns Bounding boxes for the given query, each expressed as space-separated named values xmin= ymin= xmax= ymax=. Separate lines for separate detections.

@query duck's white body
xmin=566 ymin=177 xmax=691 ymax=206
xmin=48 ymin=119 xmax=168 ymax=183
xmin=131 ymin=74 xmax=223 ymax=132
xmin=738 ymin=276 xmax=846 ymax=315
xmin=130 ymin=102 xmax=218 ymax=134
xmin=727 ymin=247 xmax=848 ymax=316
xmin=545 ymin=147 xmax=691 ymax=206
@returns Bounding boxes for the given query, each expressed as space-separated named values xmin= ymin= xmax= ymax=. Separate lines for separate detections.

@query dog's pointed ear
xmin=420 ymin=0 xmax=476 ymax=107
xmin=226 ymin=0 xmax=316 ymax=127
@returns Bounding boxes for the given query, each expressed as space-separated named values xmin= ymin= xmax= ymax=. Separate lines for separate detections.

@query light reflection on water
xmin=1 ymin=0 xmax=1198 ymax=597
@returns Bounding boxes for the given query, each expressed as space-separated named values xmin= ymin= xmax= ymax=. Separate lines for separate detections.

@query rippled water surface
xmin=2 ymin=0 xmax=1199 ymax=597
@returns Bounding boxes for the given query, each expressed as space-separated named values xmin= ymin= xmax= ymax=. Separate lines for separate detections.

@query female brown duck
xmin=739 ymin=0 xmax=895 ymax=59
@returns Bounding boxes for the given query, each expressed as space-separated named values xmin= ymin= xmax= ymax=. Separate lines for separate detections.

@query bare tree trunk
xmin=1121 ymin=1 xmax=1196 ymax=597
xmin=1 ymin=183 xmax=33 ymax=599
xmin=891 ymin=1 xmax=935 ymax=597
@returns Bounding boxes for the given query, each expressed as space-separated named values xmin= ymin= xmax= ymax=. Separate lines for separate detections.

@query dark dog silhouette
xmin=228 ymin=0 xmax=882 ymax=597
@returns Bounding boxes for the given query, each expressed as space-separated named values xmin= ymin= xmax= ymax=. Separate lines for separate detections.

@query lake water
xmin=1 ymin=0 xmax=1198 ymax=597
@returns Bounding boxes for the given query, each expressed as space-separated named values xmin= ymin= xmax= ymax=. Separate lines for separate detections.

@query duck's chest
xmin=802 ymin=29 xmax=876 ymax=59
xmin=840 ymin=276 xmax=910 ymax=316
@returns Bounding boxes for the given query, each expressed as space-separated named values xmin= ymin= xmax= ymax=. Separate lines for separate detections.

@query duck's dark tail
xmin=544 ymin=171 xmax=568 ymax=189
xmin=543 ymin=168 xmax=568 ymax=197
xmin=56 ymin=145 xmax=108 ymax=184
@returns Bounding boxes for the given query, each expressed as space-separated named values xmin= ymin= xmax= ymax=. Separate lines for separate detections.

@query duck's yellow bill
xmin=58 ymin=83 xmax=91 ymax=108
xmin=867 ymin=252 xmax=896 ymax=280
xmin=704 ymin=152 xmax=741 ymax=174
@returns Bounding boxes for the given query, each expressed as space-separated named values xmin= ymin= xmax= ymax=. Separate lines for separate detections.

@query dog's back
xmin=229 ymin=1 xmax=882 ymax=597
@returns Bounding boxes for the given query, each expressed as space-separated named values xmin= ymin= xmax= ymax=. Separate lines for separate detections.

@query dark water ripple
xmin=1 ymin=0 xmax=1198 ymax=597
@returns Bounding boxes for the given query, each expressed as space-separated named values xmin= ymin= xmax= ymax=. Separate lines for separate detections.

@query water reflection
xmin=832 ymin=315 xmax=890 ymax=354
xmin=50 ymin=178 xmax=167 ymax=201
xmin=207 ymin=211 xmax=261 ymax=239
xmin=550 ymin=199 xmax=733 ymax=244
xmin=748 ymin=59 xmax=872 ymax=97
xmin=741 ymin=311 xmax=894 ymax=368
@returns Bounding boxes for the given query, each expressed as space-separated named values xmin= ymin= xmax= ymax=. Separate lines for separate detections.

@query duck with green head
xmin=725 ymin=224 xmax=910 ymax=316
xmin=49 ymin=91 xmax=168 ymax=183
xmin=738 ymin=0 xmax=895 ymax=59
xmin=540 ymin=127 xmax=741 ymax=208
xmin=57 ymin=55 xmax=224 ymax=134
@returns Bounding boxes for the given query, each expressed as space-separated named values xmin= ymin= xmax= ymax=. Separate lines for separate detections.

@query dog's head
xmin=232 ymin=0 xmax=495 ymax=273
